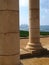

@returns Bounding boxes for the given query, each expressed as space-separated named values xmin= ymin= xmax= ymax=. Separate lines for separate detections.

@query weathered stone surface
xmin=0 ymin=11 xmax=19 ymax=33
xmin=0 ymin=0 xmax=20 ymax=65
xmin=29 ymin=28 xmax=40 ymax=36
xmin=29 ymin=38 xmax=40 ymax=43
xmin=0 ymin=0 xmax=19 ymax=10
xmin=29 ymin=9 xmax=39 ymax=28
xmin=29 ymin=0 xmax=39 ymax=9
xmin=0 ymin=33 xmax=20 ymax=55
xmin=0 ymin=54 xmax=20 ymax=65
xmin=26 ymin=0 xmax=43 ymax=52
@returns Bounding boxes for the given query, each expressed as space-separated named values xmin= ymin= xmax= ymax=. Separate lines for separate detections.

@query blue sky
xmin=19 ymin=0 xmax=49 ymax=25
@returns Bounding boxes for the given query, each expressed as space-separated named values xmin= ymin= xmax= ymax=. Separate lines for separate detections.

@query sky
xmin=19 ymin=0 xmax=49 ymax=25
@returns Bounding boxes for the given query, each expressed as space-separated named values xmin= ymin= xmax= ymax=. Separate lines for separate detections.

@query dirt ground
xmin=20 ymin=36 xmax=49 ymax=50
xmin=20 ymin=36 xmax=49 ymax=65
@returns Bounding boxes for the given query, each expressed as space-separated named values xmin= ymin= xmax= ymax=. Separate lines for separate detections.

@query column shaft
xmin=26 ymin=0 xmax=43 ymax=52
xmin=0 ymin=0 xmax=20 ymax=65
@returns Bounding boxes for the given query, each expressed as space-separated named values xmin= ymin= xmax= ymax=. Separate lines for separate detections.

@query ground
xmin=20 ymin=36 xmax=49 ymax=65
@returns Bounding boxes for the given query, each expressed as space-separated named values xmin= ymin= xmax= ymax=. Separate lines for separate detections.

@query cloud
xmin=40 ymin=0 xmax=49 ymax=25
xmin=19 ymin=0 xmax=28 ymax=7
xmin=40 ymin=0 xmax=49 ymax=9
xmin=19 ymin=0 xmax=49 ymax=25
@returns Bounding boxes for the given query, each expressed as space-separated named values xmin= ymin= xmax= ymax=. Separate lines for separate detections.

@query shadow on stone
xmin=20 ymin=49 xmax=49 ymax=59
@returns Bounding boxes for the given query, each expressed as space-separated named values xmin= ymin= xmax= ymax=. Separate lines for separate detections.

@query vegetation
xmin=20 ymin=30 xmax=29 ymax=37
xmin=40 ymin=32 xmax=49 ymax=36
xmin=20 ymin=30 xmax=49 ymax=37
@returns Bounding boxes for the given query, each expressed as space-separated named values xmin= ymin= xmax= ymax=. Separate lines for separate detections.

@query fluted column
xmin=0 ymin=0 xmax=20 ymax=65
xmin=26 ymin=0 xmax=44 ymax=53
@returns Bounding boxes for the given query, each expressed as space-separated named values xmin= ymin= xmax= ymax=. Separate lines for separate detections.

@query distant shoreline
xmin=20 ymin=25 xmax=49 ymax=32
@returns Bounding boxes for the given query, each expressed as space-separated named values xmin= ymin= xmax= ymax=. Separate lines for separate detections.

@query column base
xmin=25 ymin=42 xmax=47 ymax=55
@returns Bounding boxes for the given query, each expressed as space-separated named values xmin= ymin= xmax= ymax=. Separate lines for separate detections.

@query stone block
xmin=29 ymin=0 xmax=39 ymax=9
xmin=29 ymin=37 xmax=40 ymax=43
xmin=29 ymin=21 xmax=39 ymax=29
xmin=29 ymin=9 xmax=39 ymax=28
xmin=0 ymin=54 xmax=20 ymax=65
xmin=0 ymin=33 xmax=20 ymax=55
xmin=29 ymin=28 xmax=40 ymax=37
xmin=0 ymin=0 xmax=19 ymax=10
xmin=29 ymin=9 xmax=39 ymax=19
xmin=7 ymin=0 xmax=19 ymax=10
xmin=0 ymin=11 xmax=19 ymax=33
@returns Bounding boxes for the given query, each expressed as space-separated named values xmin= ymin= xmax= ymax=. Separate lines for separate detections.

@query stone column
xmin=0 ymin=0 xmax=20 ymax=65
xmin=26 ymin=0 xmax=44 ymax=53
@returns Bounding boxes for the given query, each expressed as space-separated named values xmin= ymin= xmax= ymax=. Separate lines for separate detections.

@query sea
xmin=20 ymin=25 xmax=49 ymax=32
